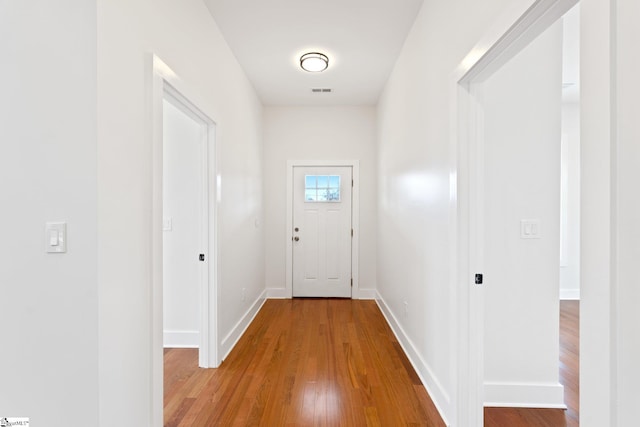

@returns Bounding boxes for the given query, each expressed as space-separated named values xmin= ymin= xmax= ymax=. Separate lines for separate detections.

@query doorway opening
xmin=162 ymin=92 xmax=211 ymax=366
xmin=151 ymin=55 xmax=219 ymax=426
xmin=452 ymin=0 xmax=583 ymax=425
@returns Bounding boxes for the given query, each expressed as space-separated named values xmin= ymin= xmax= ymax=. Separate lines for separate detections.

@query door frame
xmin=451 ymin=0 xmax=580 ymax=425
xmin=162 ymin=89 xmax=212 ymax=363
xmin=150 ymin=55 xmax=220 ymax=426
xmin=285 ymin=160 xmax=360 ymax=299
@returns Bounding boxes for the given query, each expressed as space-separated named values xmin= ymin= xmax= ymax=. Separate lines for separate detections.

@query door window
xmin=304 ymin=175 xmax=341 ymax=202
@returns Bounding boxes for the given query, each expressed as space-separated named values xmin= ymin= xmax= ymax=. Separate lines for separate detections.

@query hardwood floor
xmin=485 ymin=300 xmax=579 ymax=427
xmin=164 ymin=299 xmax=446 ymax=426
xmin=165 ymin=299 xmax=579 ymax=426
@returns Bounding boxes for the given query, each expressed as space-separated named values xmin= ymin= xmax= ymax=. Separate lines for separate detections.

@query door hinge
xmin=352 ymin=179 xmax=354 ymax=187
xmin=199 ymin=254 xmax=206 ymax=262
xmin=351 ymin=278 xmax=353 ymax=287
xmin=475 ymin=273 xmax=483 ymax=285
xmin=351 ymin=229 xmax=353 ymax=237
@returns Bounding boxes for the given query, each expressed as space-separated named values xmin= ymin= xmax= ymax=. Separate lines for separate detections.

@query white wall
xmin=162 ymin=99 xmax=202 ymax=347
xmin=559 ymin=5 xmax=581 ymax=300
xmin=97 ymin=0 xmax=264 ymax=425
xmin=263 ymin=106 xmax=377 ymax=297
xmin=560 ymin=102 xmax=581 ymax=299
xmin=580 ymin=0 xmax=613 ymax=424
xmin=0 ymin=1 xmax=99 ymax=425
xmin=482 ymin=21 xmax=564 ymax=406
xmin=376 ymin=0 xmax=515 ymax=422
xmin=4 ymin=0 xmax=636 ymax=425
xmin=614 ymin=0 xmax=640 ymax=423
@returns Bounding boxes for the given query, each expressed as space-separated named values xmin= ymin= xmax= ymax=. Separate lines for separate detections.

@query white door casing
xmin=452 ymin=1 xmax=579 ymax=425
xmin=151 ymin=55 xmax=220 ymax=427
xmin=292 ymin=166 xmax=352 ymax=298
xmin=162 ymin=95 xmax=205 ymax=351
xmin=161 ymin=86 xmax=214 ymax=369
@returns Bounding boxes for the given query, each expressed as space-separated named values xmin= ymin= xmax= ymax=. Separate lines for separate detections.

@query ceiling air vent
xmin=311 ymin=88 xmax=332 ymax=93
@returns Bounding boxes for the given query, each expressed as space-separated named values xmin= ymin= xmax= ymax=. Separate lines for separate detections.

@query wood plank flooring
xmin=165 ymin=300 xmax=579 ymax=426
xmin=164 ymin=299 xmax=446 ymax=426
xmin=485 ymin=300 xmax=579 ymax=427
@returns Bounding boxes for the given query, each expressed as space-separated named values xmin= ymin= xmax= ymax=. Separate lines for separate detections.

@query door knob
xmin=294 ymin=236 xmax=300 ymax=242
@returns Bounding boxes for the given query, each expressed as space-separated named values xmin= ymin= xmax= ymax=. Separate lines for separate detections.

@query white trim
xmin=162 ymin=88 xmax=214 ymax=369
xmin=376 ymin=292 xmax=450 ymax=426
xmin=452 ymin=1 xmax=579 ymax=425
xmin=150 ymin=56 xmax=164 ymax=427
xmin=268 ymin=287 xmax=375 ymax=300
xmin=220 ymin=291 xmax=267 ymax=361
xmin=163 ymin=331 xmax=199 ymax=348
xmin=285 ymin=160 xmax=360 ymax=299
xmin=560 ymin=289 xmax=581 ymax=300
xmin=484 ymin=382 xmax=566 ymax=409
xmin=456 ymin=0 xmax=579 ymax=84
xmin=450 ymin=76 xmax=486 ymax=427
xmin=354 ymin=288 xmax=377 ymax=300
xmin=150 ymin=54 xmax=220 ymax=427
xmin=265 ymin=288 xmax=290 ymax=299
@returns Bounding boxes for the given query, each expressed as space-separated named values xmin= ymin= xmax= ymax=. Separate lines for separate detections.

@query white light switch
xmin=520 ymin=219 xmax=541 ymax=239
xmin=46 ymin=222 xmax=67 ymax=253
xmin=49 ymin=230 xmax=59 ymax=246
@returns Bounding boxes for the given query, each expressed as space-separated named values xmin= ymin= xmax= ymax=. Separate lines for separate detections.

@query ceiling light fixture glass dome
xmin=300 ymin=52 xmax=329 ymax=72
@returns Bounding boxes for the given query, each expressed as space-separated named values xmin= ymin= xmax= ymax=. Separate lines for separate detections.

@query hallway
xmin=164 ymin=299 xmax=445 ymax=426
xmin=164 ymin=299 xmax=578 ymax=425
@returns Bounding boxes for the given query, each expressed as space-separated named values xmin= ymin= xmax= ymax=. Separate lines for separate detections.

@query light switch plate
xmin=520 ymin=219 xmax=541 ymax=239
xmin=46 ymin=222 xmax=67 ymax=253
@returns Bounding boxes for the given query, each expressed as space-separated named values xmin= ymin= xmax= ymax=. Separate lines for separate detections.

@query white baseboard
xmin=354 ymin=288 xmax=377 ymax=300
xmin=375 ymin=292 xmax=450 ymax=426
xmin=266 ymin=287 xmax=290 ymax=299
xmin=484 ymin=381 xmax=566 ymax=408
xmin=220 ymin=290 xmax=267 ymax=361
xmin=163 ymin=330 xmax=199 ymax=348
xmin=560 ymin=289 xmax=580 ymax=300
xmin=266 ymin=288 xmax=378 ymax=300
xmin=265 ymin=287 xmax=377 ymax=300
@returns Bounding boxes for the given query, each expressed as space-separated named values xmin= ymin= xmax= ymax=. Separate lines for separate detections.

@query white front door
xmin=292 ymin=166 xmax=352 ymax=298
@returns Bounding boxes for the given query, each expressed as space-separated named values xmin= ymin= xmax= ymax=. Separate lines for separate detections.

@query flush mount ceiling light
xmin=300 ymin=52 xmax=329 ymax=72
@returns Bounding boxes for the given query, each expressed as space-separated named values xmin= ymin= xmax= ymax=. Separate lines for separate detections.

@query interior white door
xmin=292 ymin=166 xmax=352 ymax=298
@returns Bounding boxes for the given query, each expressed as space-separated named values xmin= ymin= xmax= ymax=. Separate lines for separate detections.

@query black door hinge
xmin=475 ymin=273 xmax=483 ymax=285
xmin=199 ymin=254 xmax=205 ymax=262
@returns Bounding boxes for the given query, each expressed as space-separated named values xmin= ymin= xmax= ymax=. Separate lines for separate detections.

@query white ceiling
xmin=203 ymin=0 xmax=424 ymax=106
